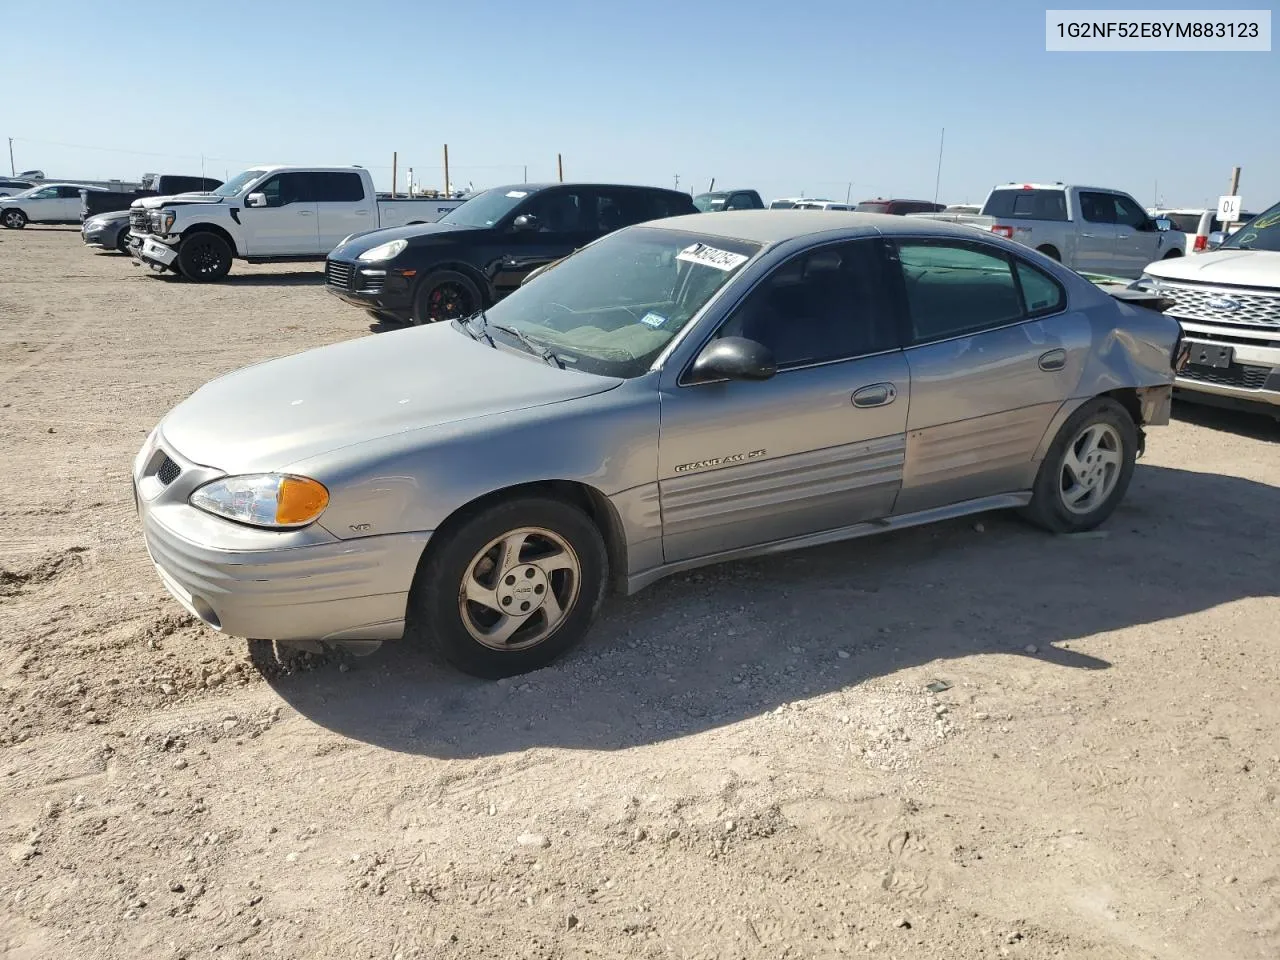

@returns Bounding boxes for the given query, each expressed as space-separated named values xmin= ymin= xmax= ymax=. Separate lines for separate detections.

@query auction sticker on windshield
xmin=677 ymin=243 xmax=749 ymax=271
xmin=639 ymin=312 xmax=667 ymax=328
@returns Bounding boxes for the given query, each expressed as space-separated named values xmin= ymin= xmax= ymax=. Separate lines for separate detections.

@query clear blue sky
xmin=3 ymin=0 xmax=1276 ymax=209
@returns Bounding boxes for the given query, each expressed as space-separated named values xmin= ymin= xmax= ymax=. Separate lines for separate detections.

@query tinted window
xmin=650 ymin=191 xmax=695 ymax=219
xmin=854 ymin=201 xmax=891 ymax=213
xmin=769 ymin=200 xmax=797 ymax=209
xmin=591 ymin=190 xmax=655 ymax=232
xmin=309 ymin=172 xmax=365 ymax=203
xmin=1111 ymin=194 xmax=1148 ymax=229
xmin=520 ymin=190 xmax=585 ymax=233
xmin=724 ymin=192 xmax=758 ymax=210
xmin=58 ymin=186 xmax=83 ymax=198
xmin=896 ymin=241 xmax=1023 ymax=343
xmin=1164 ymin=213 xmax=1204 ymax=233
xmin=693 ymin=192 xmax=729 ymax=212
xmin=1015 ymin=260 xmax=1065 ymax=315
xmin=1077 ymin=191 xmax=1117 ymax=224
xmin=714 ymin=240 xmax=897 ymax=369
xmin=258 ymin=173 xmax=310 ymax=206
xmin=982 ymin=189 xmax=1068 ymax=221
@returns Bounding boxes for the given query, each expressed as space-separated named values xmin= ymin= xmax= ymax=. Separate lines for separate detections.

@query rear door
xmin=657 ymin=239 xmax=909 ymax=562
xmin=56 ymin=185 xmax=83 ymax=220
xmin=311 ymin=171 xmax=369 ymax=253
xmin=888 ymin=238 xmax=1081 ymax=515
xmin=238 ymin=172 xmax=319 ymax=256
xmin=490 ymin=187 xmax=593 ymax=296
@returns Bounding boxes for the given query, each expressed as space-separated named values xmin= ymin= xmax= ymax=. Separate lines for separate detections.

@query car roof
xmin=486 ymin=182 xmax=689 ymax=196
xmin=644 ymin=210 xmax=987 ymax=245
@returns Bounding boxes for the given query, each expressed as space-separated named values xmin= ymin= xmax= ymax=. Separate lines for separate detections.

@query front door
xmin=490 ymin=187 xmax=593 ymax=296
xmin=238 ymin=172 xmax=319 ymax=256
xmin=658 ymin=239 xmax=909 ymax=563
xmin=1075 ymin=190 xmax=1122 ymax=274
xmin=1109 ymin=192 xmax=1166 ymax=278
xmin=56 ymin=186 xmax=83 ymax=221
xmin=887 ymin=238 xmax=1081 ymax=515
xmin=312 ymin=171 xmax=370 ymax=253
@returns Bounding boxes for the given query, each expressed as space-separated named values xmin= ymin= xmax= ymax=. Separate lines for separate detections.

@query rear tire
xmin=176 ymin=232 xmax=233 ymax=282
xmin=411 ymin=269 xmax=482 ymax=325
xmin=1036 ymin=244 xmax=1061 ymax=262
xmin=1162 ymin=249 xmax=1183 ymax=259
xmin=409 ymin=496 xmax=608 ymax=678
xmin=2 ymin=209 xmax=27 ymax=229
xmin=1021 ymin=397 xmax=1137 ymax=534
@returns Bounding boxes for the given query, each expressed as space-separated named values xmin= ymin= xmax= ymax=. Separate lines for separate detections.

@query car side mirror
xmin=690 ymin=337 xmax=777 ymax=383
xmin=1206 ymin=231 xmax=1226 ymax=249
xmin=245 ymin=192 xmax=267 ymax=208
xmin=1154 ymin=217 xmax=1171 ymax=232
xmin=512 ymin=214 xmax=539 ymax=232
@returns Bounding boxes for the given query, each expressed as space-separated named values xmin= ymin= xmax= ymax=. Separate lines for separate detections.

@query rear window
xmin=981 ymin=189 xmax=1068 ymax=222
xmin=854 ymin=201 xmax=891 ymax=213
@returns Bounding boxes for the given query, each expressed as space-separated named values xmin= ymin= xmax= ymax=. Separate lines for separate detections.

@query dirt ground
xmin=2 ymin=227 xmax=1278 ymax=960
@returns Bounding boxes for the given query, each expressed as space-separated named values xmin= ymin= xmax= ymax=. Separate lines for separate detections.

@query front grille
xmin=129 ymin=208 xmax=150 ymax=233
xmin=1162 ymin=281 xmax=1280 ymax=329
xmin=156 ymin=455 xmax=182 ymax=486
xmin=356 ymin=273 xmax=385 ymax=295
xmin=326 ymin=259 xmax=353 ymax=290
xmin=1181 ymin=362 xmax=1272 ymax=390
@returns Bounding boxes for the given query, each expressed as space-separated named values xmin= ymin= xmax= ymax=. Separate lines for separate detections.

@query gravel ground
xmin=2 ymin=227 xmax=1279 ymax=960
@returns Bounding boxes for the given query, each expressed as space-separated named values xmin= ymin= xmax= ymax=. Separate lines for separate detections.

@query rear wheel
xmin=412 ymin=270 xmax=481 ymax=325
xmin=1021 ymin=397 xmax=1137 ymax=533
xmin=409 ymin=496 xmax=608 ymax=678
xmin=2 ymin=209 xmax=27 ymax=229
xmin=176 ymin=232 xmax=233 ymax=282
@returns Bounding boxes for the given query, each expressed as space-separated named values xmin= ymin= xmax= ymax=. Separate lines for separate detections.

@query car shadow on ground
xmin=1173 ymin=398 xmax=1280 ymax=440
xmin=258 ymin=463 xmax=1278 ymax=759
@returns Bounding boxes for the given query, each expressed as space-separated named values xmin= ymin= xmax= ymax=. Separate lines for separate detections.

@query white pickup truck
xmin=911 ymin=183 xmax=1186 ymax=279
xmin=132 ymin=165 xmax=464 ymax=281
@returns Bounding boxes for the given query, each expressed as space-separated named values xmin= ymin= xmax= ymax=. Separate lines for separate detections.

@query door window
xmin=1078 ymin=191 xmax=1117 ymax=224
xmin=711 ymin=240 xmax=898 ymax=371
xmin=1111 ymin=194 xmax=1149 ymax=229
xmin=590 ymin=190 xmax=652 ymax=232
xmin=894 ymin=241 xmax=1025 ymax=343
xmin=57 ymin=186 xmax=83 ymax=198
xmin=724 ymin=193 xmax=757 ymax=210
xmin=520 ymin=190 xmax=585 ymax=233
xmin=28 ymin=187 xmax=58 ymax=199
xmin=255 ymin=173 xmax=308 ymax=207
xmin=1014 ymin=260 xmax=1065 ymax=316
xmin=308 ymin=172 xmax=365 ymax=202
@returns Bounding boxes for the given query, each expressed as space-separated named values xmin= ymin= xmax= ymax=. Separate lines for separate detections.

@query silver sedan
xmin=134 ymin=212 xmax=1184 ymax=677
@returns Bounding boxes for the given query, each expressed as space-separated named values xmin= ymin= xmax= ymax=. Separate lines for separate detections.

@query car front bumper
xmin=133 ymin=430 xmax=431 ymax=643
xmin=1174 ymin=328 xmax=1280 ymax=413
xmin=136 ymin=235 xmax=180 ymax=271
xmin=324 ymin=257 xmax=414 ymax=321
xmin=82 ymin=222 xmax=124 ymax=248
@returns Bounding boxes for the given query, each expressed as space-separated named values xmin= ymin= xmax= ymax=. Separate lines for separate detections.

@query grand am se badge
xmin=673 ymin=449 xmax=766 ymax=473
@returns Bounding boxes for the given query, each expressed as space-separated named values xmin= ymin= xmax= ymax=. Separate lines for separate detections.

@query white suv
xmin=0 ymin=183 xmax=94 ymax=228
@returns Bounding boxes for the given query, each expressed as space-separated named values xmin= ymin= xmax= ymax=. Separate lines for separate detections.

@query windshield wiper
xmin=459 ymin=309 xmax=494 ymax=345
xmin=490 ymin=323 xmax=564 ymax=368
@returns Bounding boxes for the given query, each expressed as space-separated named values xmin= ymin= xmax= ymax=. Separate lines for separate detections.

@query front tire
xmin=411 ymin=270 xmax=481 ymax=325
xmin=176 ymin=232 xmax=233 ymax=282
xmin=410 ymin=496 xmax=608 ymax=678
xmin=1021 ymin=397 xmax=1137 ymax=533
xmin=116 ymin=230 xmax=133 ymax=255
xmin=2 ymin=209 xmax=27 ymax=229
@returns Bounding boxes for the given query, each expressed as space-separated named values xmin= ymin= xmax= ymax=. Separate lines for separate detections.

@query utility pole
xmin=933 ymin=127 xmax=945 ymax=205
xmin=557 ymin=154 xmax=563 ymax=183
xmin=845 ymin=182 xmax=852 ymax=204
xmin=443 ymin=144 xmax=450 ymax=197
xmin=391 ymin=152 xmax=397 ymax=198
xmin=8 ymin=138 xmax=14 ymax=177
xmin=523 ymin=164 xmax=527 ymax=183
xmin=707 ymin=177 xmax=714 ymax=192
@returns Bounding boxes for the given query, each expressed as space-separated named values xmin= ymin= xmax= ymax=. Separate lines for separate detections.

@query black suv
xmin=325 ymin=182 xmax=697 ymax=324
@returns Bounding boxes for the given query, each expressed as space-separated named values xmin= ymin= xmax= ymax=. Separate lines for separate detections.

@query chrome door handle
xmin=297 ymin=210 xmax=314 ymax=216
xmin=852 ymin=382 xmax=897 ymax=408
xmin=1038 ymin=348 xmax=1067 ymax=372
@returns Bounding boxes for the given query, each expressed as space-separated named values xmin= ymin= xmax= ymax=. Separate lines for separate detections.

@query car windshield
xmin=212 ymin=169 xmax=266 ymax=198
xmin=440 ymin=187 xmax=531 ymax=227
xmin=693 ymin=192 xmax=729 ymax=212
xmin=1219 ymin=202 xmax=1280 ymax=251
xmin=470 ymin=226 xmax=761 ymax=378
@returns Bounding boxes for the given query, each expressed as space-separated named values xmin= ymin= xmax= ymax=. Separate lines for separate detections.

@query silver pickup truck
xmin=912 ymin=183 xmax=1186 ymax=279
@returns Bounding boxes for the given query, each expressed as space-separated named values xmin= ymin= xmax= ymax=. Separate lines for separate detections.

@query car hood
xmin=331 ymin=221 xmax=479 ymax=258
xmin=158 ymin=323 xmax=622 ymax=473
xmin=86 ymin=210 xmax=132 ymax=223
xmin=136 ymin=193 xmax=224 ymax=210
xmin=1145 ymin=248 xmax=1280 ymax=287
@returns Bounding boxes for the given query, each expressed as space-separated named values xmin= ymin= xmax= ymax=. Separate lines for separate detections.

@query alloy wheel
xmin=1059 ymin=422 xmax=1123 ymax=515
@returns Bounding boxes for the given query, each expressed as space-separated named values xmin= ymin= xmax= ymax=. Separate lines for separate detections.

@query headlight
xmin=189 ymin=474 xmax=330 ymax=528
xmin=86 ymin=218 xmax=106 ymax=229
xmin=150 ymin=210 xmax=176 ymax=234
xmin=357 ymin=238 xmax=407 ymax=262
